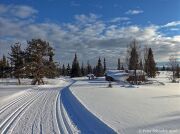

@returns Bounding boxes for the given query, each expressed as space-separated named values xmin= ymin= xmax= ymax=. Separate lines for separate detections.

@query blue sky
xmin=0 ymin=0 xmax=180 ymax=67
xmin=1 ymin=0 xmax=179 ymax=26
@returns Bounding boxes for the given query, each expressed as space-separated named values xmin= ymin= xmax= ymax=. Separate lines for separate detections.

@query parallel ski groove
xmin=0 ymin=91 xmax=32 ymax=114
xmin=0 ymin=91 xmax=42 ymax=134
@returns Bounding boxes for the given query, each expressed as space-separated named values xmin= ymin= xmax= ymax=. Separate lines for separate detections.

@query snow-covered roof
xmin=105 ymin=70 xmax=129 ymax=81
xmin=105 ymin=69 xmax=146 ymax=81
xmin=87 ymin=74 xmax=95 ymax=77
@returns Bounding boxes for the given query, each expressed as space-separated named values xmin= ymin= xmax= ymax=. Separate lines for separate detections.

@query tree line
xmin=0 ymin=39 xmax=179 ymax=84
xmin=0 ymin=39 xmax=107 ymax=84
xmin=60 ymin=53 xmax=106 ymax=78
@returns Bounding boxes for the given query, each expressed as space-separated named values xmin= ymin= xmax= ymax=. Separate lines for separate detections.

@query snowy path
xmin=0 ymin=79 xmax=116 ymax=134
xmin=0 ymin=85 xmax=73 ymax=134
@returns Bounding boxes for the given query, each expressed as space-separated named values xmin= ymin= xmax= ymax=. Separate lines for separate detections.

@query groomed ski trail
xmin=0 ymin=84 xmax=75 ymax=134
xmin=0 ymin=79 xmax=116 ymax=134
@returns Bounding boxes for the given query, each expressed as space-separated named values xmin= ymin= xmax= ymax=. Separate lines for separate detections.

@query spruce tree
xmin=129 ymin=47 xmax=139 ymax=70
xmin=57 ymin=63 xmax=62 ymax=76
xmin=139 ymin=60 xmax=143 ymax=70
xmin=66 ymin=63 xmax=71 ymax=76
xmin=95 ymin=57 xmax=104 ymax=77
xmin=117 ymin=58 xmax=121 ymax=70
xmin=0 ymin=56 xmax=7 ymax=78
xmin=9 ymin=43 xmax=24 ymax=84
xmin=0 ymin=59 xmax=3 ymax=78
xmin=87 ymin=61 xmax=92 ymax=74
xmin=81 ymin=62 xmax=85 ymax=76
xmin=93 ymin=66 xmax=97 ymax=75
xmin=1 ymin=55 xmax=8 ymax=78
xmin=121 ymin=65 xmax=124 ymax=70
xmin=5 ymin=59 xmax=10 ymax=78
xmin=62 ymin=64 xmax=66 ymax=76
xmin=45 ymin=47 xmax=59 ymax=78
xmin=103 ymin=58 xmax=106 ymax=73
xmin=175 ymin=64 xmax=180 ymax=78
xmin=147 ymin=48 xmax=156 ymax=77
xmin=162 ymin=65 xmax=166 ymax=71
xmin=128 ymin=40 xmax=139 ymax=84
xmin=70 ymin=53 xmax=81 ymax=77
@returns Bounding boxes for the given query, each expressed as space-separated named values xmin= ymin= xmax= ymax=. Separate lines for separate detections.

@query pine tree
xmin=1 ymin=55 xmax=8 ymax=78
xmin=162 ymin=65 xmax=166 ymax=71
xmin=95 ymin=57 xmax=104 ymax=77
xmin=175 ymin=64 xmax=179 ymax=78
xmin=5 ymin=59 xmax=10 ymax=78
xmin=66 ymin=63 xmax=71 ymax=76
xmin=87 ymin=61 xmax=92 ymax=74
xmin=70 ymin=53 xmax=81 ymax=77
xmin=128 ymin=46 xmax=139 ymax=70
xmin=128 ymin=40 xmax=139 ymax=84
xmin=25 ymin=39 xmax=55 ymax=85
xmin=0 ymin=56 xmax=7 ymax=78
xmin=93 ymin=66 xmax=97 ymax=75
xmin=57 ymin=63 xmax=62 ymax=76
xmin=139 ymin=59 xmax=143 ymax=70
xmin=45 ymin=47 xmax=59 ymax=78
xmin=143 ymin=47 xmax=149 ymax=74
xmin=147 ymin=48 xmax=156 ymax=77
xmin=103 ymin=58 xmax=106 ymax=73
xmin=62 ymin=64 xmax=66 ymax=76
xmin=9 ymin=43 xmax=24 ymax=84
xmin=81 ymin=62 xmax=85 ymax=76
xmin=121 ymin=65 xmax=124 ymax=70
xmin=117 ymin=58 xmax=121 ymax=70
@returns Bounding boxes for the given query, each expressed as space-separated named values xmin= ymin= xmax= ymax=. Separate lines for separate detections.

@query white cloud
xmin=110 ymin=17 xmax=130 ymax=23
xmin=12 ymin=5 xmax=38 ymax=18
xmin=74 ymin=13 xmax=100 ymax=24
xmin=0 ymin=4 xmax=38 ymax=18
xmin=126 ymin=9 xmax=143 ymax=15
xmin=162 ymin=21 xmax=180 ymax=27
xmin=170 ymin=28 xmax=179 ymax=31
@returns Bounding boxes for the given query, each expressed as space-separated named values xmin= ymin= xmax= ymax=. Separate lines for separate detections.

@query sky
xmin=0 ymin=0 xmax=180 ymax=67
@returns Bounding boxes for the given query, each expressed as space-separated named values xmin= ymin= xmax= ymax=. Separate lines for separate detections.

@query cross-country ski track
xmin=0 ymin=79 xmax=116 ymax=134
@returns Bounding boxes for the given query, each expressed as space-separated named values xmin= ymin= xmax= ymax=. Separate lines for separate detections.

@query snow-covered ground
xmin=70 ymin=72 xmax=180 ymax=134
xmin=0 ymin=78 xmax=80 ymax=134
xmin=0 ymin=77 xmax=115 ymax=134
xmin=0 ymin=72 xmax=179 ymax=134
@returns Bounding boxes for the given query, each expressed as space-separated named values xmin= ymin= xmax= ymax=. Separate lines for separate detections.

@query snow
xmin=0 ymin=72 xmax=179 ymax=134
xmin=105 ymin=69 xmax=147 ymax=82
xmin=61 ymin=80 xmax=115 ymax=134
xmin=0 ymin=78 xmax=79 ymax=133
xmin=105 ymin=70 xmax=129 ymax=81
xmin=70 ymin=71 xmax=180 ymax=134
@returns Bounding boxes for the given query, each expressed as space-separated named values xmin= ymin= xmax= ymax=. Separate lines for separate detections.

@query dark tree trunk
xmin=17 ymin=77 xmax=21 ymax=85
